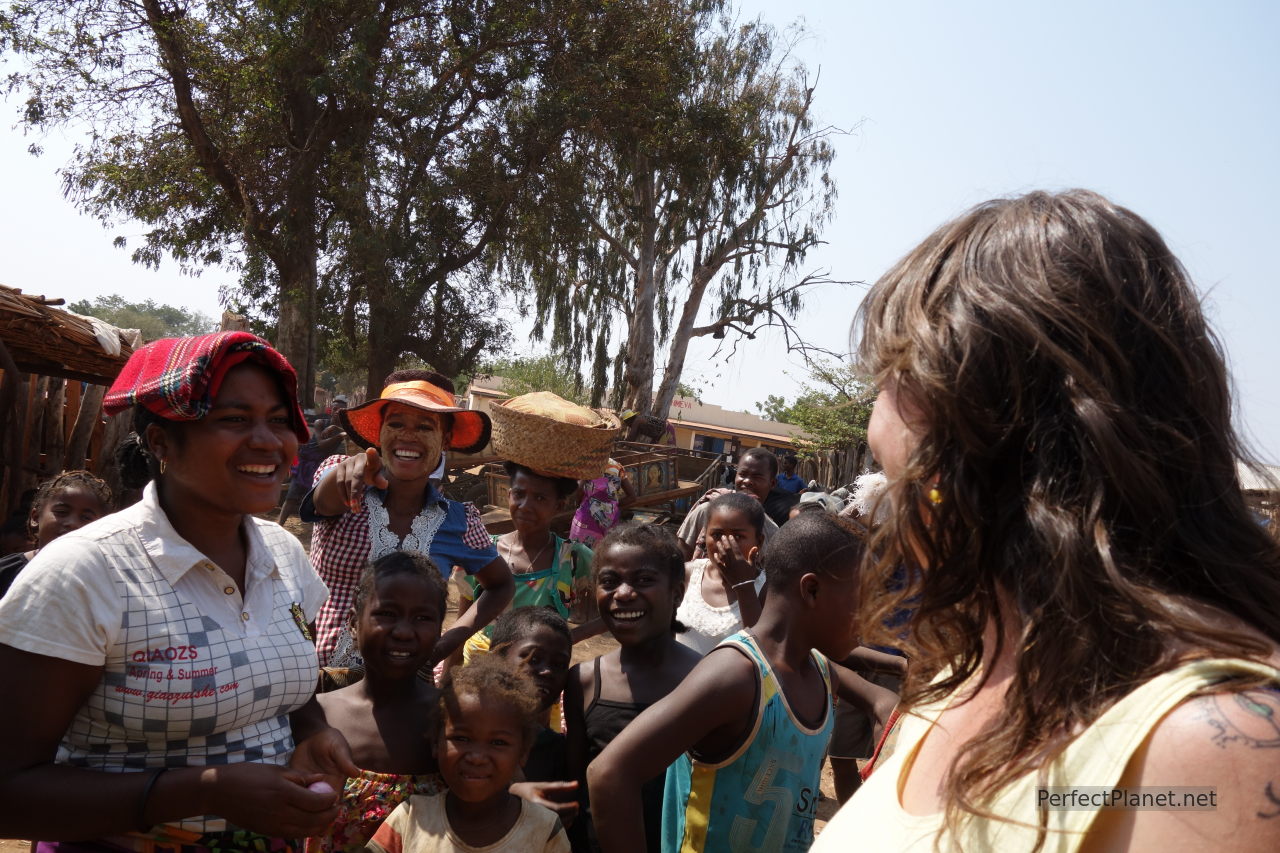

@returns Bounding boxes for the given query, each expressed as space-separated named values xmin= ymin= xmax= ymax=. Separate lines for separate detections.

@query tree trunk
xmin=620 ymin=163 xmax=658 ymax=437
xmin=276 ymin=284 xmax=315 ymax=407
xmin=275 ymin=186 xmax=318 ymax=408
xmin=365 ymin=304 xmax=400 ymax=400
xmin=621 ymin=255 xmax=656 ymax=438
xmin=652 ymin=266 xmax=713 ymax=418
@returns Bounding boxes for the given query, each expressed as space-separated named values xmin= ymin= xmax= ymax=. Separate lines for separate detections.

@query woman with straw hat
xmin=301 ymin=370 xmax=514 ymax=669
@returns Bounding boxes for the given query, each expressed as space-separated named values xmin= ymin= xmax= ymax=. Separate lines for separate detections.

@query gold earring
xmin=928 ymin=486 xmax=943 ymax=505
xmin=160 ymin=459 xmax=168 ymax=475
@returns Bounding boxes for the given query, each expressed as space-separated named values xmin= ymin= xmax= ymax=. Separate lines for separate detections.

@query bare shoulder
xmin=673 ymin=639 xmax=705 ymax=675
xmin=685 ymin=645 xmax=758 ymax=703
xmin=1087 ymin=686 xmax=1280 ymax=851
xmin=314 ymin=682 xmax=360 ymax=718
xmin=569 ymin=658 xmax=595 ymax=699
xmin=1147 ymin=687 xmax=1280 ymax=781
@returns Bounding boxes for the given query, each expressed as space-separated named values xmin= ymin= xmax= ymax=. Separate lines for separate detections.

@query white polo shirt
xmin=0 ymin=482 xmax=328 ymax=834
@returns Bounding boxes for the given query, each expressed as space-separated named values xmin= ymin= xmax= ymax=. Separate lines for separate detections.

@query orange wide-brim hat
xmin=339 ymin=381 xmax=491 ymax=454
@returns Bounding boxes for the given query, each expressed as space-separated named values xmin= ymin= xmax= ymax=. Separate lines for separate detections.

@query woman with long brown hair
xmin=816 ymin=190 xmax=1280 ymax=851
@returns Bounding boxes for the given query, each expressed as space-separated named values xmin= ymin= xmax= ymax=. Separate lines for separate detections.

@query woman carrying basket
xmin=451 ymin=393 xmax=621 ymax=663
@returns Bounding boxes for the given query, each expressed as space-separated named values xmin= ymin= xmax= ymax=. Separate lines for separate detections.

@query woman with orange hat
xmin=0 ymin=332 xmax=357 ymax=848
xmin=301 ymin=369 xmax=514 ymax=668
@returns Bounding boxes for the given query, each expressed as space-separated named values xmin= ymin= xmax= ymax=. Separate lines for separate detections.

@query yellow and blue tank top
xmin=661 ymin=630 xmax=834 ymax=852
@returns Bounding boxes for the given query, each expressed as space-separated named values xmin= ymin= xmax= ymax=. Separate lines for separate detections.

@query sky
xmin=2 ymin=0 xmax=1277 ymax=461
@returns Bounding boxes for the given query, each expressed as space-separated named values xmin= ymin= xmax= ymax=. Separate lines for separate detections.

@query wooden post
xmin=66 ymin=382 xmax=106 ymax=471
xmin=27 ymin=376 xmax=49 ymax=479
xmin=5 ymin=372 xmax=31 ymax=513
xmin=96 ymin=409 xmax=131 ymax=495
xmin=64 ymin=379 xmax=82 ymax=446
xmin=87 ymin=401 xmax=108 ymax=474
xmin=0 ymin=340 xmax=19 ymax=517
xmin=42 ymin=378 xmax=66 ymax=477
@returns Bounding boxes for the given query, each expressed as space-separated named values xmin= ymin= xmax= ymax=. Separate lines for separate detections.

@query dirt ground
xmin=0 ymin=519 xmax=844 ymax=847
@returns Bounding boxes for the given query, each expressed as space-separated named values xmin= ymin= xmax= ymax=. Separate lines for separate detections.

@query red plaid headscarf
xmin=103 ymin=332 xmax=309 ymax=441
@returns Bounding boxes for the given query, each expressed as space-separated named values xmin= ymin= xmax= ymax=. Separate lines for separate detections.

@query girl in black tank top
xmin=564 ymin=523 xmax=702 ymax=852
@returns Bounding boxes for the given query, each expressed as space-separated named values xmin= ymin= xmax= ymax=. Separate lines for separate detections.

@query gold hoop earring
xmin=160 ymin=459 xmax=168 ymax=476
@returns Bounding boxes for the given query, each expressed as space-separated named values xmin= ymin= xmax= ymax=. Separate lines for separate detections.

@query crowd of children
xmin=0 ymin=440 xmax=887 ymax=853
xmin=290 ymin=458 xmax=890 ymax=852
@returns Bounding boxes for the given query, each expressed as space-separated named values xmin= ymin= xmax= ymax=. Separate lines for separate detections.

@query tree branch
xmin=140 ymin=0 xmax=275 ymax=257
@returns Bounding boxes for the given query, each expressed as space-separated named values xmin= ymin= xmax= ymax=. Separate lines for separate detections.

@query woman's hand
xmin=510 ymin=780 xmax=580 ymax=826
xmin=289 ymin=725 xmax=361 ymax=794
xmin=313 ymin=448 xmax=389 ymax=516
xmin=712 ymin=536 xmax=763 ymax=627
xmin=201 ymin=762 xmax=341 ymax=838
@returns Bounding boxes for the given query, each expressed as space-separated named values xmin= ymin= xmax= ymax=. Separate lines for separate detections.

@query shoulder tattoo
xmin=1195 ymin=689 xmax=1280 ymax=749
xmin=1192 ymin=688 xmax=1280 ymax=819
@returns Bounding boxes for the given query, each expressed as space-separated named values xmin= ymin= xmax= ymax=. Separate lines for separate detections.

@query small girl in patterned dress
xmin=306 ymin=552 xmax=448 ymax=852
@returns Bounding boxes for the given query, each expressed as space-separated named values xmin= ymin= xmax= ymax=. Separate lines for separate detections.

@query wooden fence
xmin=0 ymin=369 xmax=130 ymax=520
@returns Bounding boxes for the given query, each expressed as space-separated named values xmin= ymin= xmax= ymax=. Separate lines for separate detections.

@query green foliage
xmin=502 ymin=0 xmax=844 ymax=420
xmin=760 ymin=360 xmax=874 ymax=458
xmin=675 ymin=381 xmax=703 ymax=403
xmin=67 ymin=295 xmax=216 ymax=342
xmin=5 ymin=0 xmax=583 ymax=399
xmin=756 ymin=394 xmax=793 ymax=423
xmin=480 ymin=354 xmax=592 ymax=407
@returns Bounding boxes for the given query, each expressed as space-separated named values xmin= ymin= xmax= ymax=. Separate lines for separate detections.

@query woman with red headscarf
xmin=0 ymin=332 xmax=357 ymax=850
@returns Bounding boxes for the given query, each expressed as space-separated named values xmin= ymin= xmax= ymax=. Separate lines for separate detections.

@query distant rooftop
xmin=1239 ymin=461 xmax=1280 ymax=493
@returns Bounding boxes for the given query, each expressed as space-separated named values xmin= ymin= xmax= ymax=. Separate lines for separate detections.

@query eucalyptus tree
xmin=506 ymin=0 xmax=842 ymax=425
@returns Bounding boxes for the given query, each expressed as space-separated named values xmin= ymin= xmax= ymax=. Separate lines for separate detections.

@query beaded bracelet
xmin=136 ymin=767 xmax=168 ymax=831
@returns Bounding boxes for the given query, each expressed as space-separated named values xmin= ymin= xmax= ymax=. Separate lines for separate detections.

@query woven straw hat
xmin=490 ymin=392 xmax=622 ymax=479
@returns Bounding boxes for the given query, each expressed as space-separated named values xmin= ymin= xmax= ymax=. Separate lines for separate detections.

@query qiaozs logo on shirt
xmin=130 ymin=645 xmax=200 ymax=663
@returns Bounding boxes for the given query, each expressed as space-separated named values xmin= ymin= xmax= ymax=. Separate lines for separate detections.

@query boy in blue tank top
xmin=588 ymin=513 xmax=897 ymax=852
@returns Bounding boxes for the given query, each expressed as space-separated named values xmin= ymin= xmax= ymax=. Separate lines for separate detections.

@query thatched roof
xmin=0 ymin=284 xmax=134 ymax=384
xmin=1240 ymin=461 xmax=1280 ymax=494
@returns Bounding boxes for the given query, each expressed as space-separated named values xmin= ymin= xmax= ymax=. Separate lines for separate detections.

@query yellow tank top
xmin=812 ymin=658 xmax=1280 ymax=852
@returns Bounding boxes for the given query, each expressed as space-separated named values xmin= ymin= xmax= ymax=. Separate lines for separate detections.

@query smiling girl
xmin=564 ymin=523 xmax=701 ymax=853
xmin=303 ymin=370 xmax=514 ymax=670
xmin=0 ymin=470 xmax=112 ymax=600
xmin=367 ymin=655 xmax=570 ymax=852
